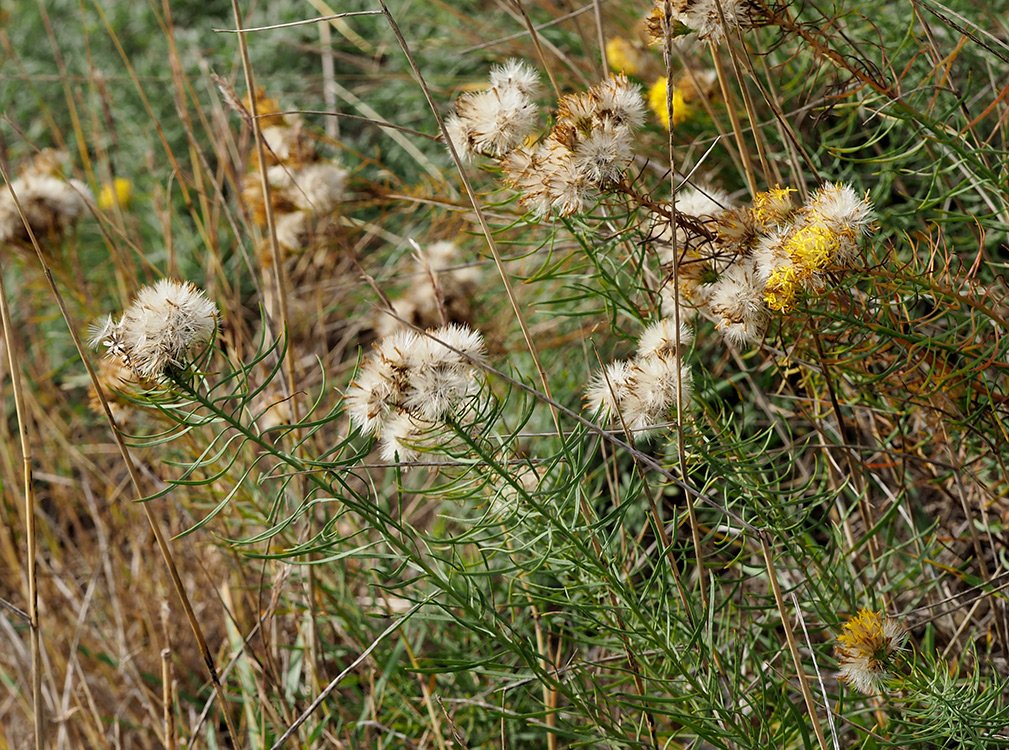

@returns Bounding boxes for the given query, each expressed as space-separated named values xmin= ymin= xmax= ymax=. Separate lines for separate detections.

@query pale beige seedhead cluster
xmin=585 ymin=318 xmax=694 ymax=439
xmin=446 ymin=59 xmax=542 ymax=161
xmin=647 ymin=0 xmax=758 ymax=44
xmin=90 ymin=279 xmax=219 ymax=381
xmin=239 ymin=93 xmax=347 ymax=253
xmin=501 ymin=75 xmax=645 ymax=216
xmin=345 ymin=324 xmax=486 ymax=463
xmin=447 ymin=61 xmax=647 ymax=217
xmin=0 ymin=149 xmax=92 ymax=247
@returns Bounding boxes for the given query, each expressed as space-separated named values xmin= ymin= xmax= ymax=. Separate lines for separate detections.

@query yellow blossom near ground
xmin=648 ymin=77 xmax=691 ymax=129
xmin=98 ymin=177 xmax=132 ymax=210
xmin=605 ymin=37 xmax=646 ymax=77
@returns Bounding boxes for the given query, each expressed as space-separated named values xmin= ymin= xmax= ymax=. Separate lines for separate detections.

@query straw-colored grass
xmin=2 ymin=0 xmax=1009 ymax=747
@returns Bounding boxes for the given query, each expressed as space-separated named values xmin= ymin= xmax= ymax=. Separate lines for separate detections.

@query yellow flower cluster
xmin=662 ymin=181 xmax=873 ymax=342
xmin=837 ymin=609 xmax=889 ymax=652
xmin=751 ymin=186 xmax=795 ymax=228
xmin=754 ymin=184 xmax=870 ymax=312
xmin=647 ymin=77 xmax=691 ymax=129
xmin=762 ymin=264 xmax=800 ymax=313
xmin=764 ymin=222 xmax=840 ymax=312
xmin=785 ymin=223 xmax=840 ymax=271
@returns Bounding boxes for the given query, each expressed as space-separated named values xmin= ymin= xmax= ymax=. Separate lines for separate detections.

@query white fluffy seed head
xmin=705 ymin=259 xmax=768 ymax=346
xmin=445 ymin=114 xmax=476 ymax=161
xmin=290 ymin=163 xmax=347 ymax=214
xmin=837 ymin=658 xmax=882 ymax=696
xmin=110 ymin=279 xmax=219 ymax=380
xmin=502 ymin=141 xmax=591 ymax=216
xmin=591 ymin=76 xmax=646 ymax=130
xmin=0 ymin=202 xmax=17 ymax=243
xmin=88 ymin=314 xmax=121 ymax=352
xmin=539 ymin=140 xmax=592 ymax=215
xmin=348 ymin=328 xmax=421 ymax=436
xmin=804 ymin=182 xmax=874 ymax=264
xmin=675 ymin=185 xmax=733 ymax=218
xmin=404 ymin=366 xmax=473 ymax=421
xmin=807 ymin=182 xmax=873 ymax=235
xmin=265 ymin=164 xmax=294 ymax=190
xmin=436 ymin=245 xmax=482 ymax=287
xmin=451 ymin=86 xmax=539 ymax=159
xmin=375 ymin=329 xmax=424 ymax=373
xmin=627 ymin=355 xmax=692 ymax=435
xmin=502 ymin=153 xmax=553 ymax=214
xmin=489 ymin=59 xmax=541 ymax=97
xmin=586 ymin=317 xmax=696 ymax=439
xmin=636 ymin=318 xmax=694 ymax=360
xmin=379 ymin=411 xmax=426 ymax=463
xmin=88 ymin=314 xmax=134 ymax=373
xmin=549 ymin=169 xmax=592 ymax=216
xmin=501 ymin=146 xmax=535 ymax=182
xmin=38 ymin=175 xmax=91 ymax=219
xmin=429 ymin=323 xmax=487 ymax=365
xmin=717 ymin=315 xmax=766 ymax=347
xmin=572 ymin=123 xmax=635 ymax=184
xmin=347 ymin=324 xmax=485 ymax=445
xmin=670 ymin=0 xmax=752 ymax=43
xmin=401 ymin=326 xmax=484 ymax=422
xmin=585 ymin=353 xmax=692 ymax=439
xmin=585 ymin=359 xmax=635 ymax=421
xmin=346 ymin=356 xmax=402 ymax=436
xmin=556 ymin=91 xmax=598 ymax=128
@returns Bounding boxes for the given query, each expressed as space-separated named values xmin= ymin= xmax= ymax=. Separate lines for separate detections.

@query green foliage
xmin=891 ymin=653 xmax=1009 ymax=748
xmin=2 ymin=0 xmax=1009 ymax=748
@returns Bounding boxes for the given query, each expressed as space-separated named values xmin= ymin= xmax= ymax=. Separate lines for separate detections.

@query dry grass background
xmin=2 ymin=0 xmax=1009 ymax=748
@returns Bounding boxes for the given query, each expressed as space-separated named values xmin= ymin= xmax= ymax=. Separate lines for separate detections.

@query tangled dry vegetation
xmin=2 ymin=0 xmax=1009 ymax=748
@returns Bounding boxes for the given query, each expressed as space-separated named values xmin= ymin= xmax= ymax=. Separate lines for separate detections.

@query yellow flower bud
xmin=98 ymin=178 xmax=133 ymax=210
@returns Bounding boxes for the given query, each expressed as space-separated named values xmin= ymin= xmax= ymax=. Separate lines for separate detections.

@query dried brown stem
xmin=0 ymin=256 xmax=43 ymax=748
xmin=0 ymin=159 xmax=240 ymax=749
